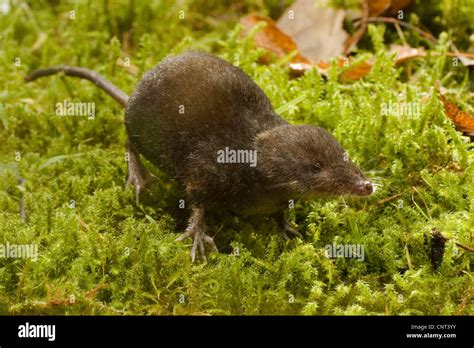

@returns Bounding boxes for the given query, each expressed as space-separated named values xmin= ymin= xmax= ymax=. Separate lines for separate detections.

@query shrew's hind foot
xmin=274 ymin=211 xmax=304 ymax=241
xmin=176 ymin=207 xmax=218 ymax=262
xmin=280 ymin=223 xmax=304 ymax=240
xmin=126 ymin=141 xmax=156 ymax=204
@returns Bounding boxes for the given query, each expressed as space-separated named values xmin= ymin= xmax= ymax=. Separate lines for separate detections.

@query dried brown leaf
xmin=390 ymin=44 xmax=426 ymax=63
xmin=439 ymin=94 xmax=474 ymax=136
xmin=367 ymin=0 xmax=391 ymax=17
xmin=277 ymin=0 xmax=348 ymax=61
xmin=240 ymin=14 xmax=309 ymax=64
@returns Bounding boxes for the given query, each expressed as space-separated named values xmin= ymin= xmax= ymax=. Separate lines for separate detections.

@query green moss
xmin=0 ymin=1 xmax=472 ymax=315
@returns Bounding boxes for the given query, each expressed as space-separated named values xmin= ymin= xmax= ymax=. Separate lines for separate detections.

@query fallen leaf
xmin=387 ymin=0 xmax=413 ymax=15
xmin=312 ymin=58 xmax=373 ymax=81
xmin=337 ymin=58 xmax=373 ymax=81
xmin=241 ymin=15 xmax=472 ymax=83
xmin=367 ymin=0 xmax=391 ymax=17
xmin=451 ymin=43 xmax=474 ymax=67
xmin=390 ymin=44 xmax=474 ymax=67
xmin=288 ymin=62 xmax=315 ymax=77
xmin=240 ymin=13 xmax=372 ymax=80
xmin=439 ymin=94 xmax=474 ymax=136
xmin=456 ymin=54 xmax=474 ymax=67
xmin=240 ymin=14 xmax=309 ymax=64
xmin=277 ymin=0 xmax=348 ymax=61
xmin=389 ymin=44 xmax=426 ymax=63
xmin=367 ymin=0 xmax=412 ymax=16
xmin=289 ymin=58 xmax=372 ymax=80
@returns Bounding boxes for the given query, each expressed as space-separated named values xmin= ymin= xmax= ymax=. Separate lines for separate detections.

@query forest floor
xmin=0 ymin=1 xmax=473 ymax=315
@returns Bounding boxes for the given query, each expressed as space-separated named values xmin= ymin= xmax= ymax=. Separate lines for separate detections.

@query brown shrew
xmin=25 ymin=51 xmax=373 ymax=262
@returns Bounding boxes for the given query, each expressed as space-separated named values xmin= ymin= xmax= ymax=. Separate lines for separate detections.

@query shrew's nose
xmin=356 ymin=180 xmax=373 ymax=196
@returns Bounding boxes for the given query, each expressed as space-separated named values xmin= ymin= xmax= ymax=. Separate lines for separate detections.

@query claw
xmin=126 ymin=141 xmax=156 ymax=204
xmin=126 ymin=170 xmax=155 ymax=204
xmin=280 ymin=222 xmax=304 ymax=240
xmin=176 ymin=207 xmax=218 ymax=262
xmin=274 ymin=211 xmax=304 ymax=241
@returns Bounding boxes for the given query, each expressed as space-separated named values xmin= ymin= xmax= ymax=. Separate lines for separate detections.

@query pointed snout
xmin=354 ymin=180 xmax=373 ymax=196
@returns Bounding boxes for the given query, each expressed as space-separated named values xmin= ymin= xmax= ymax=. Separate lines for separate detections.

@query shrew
xmin=25 ymin=51 xmax=373 ymax=261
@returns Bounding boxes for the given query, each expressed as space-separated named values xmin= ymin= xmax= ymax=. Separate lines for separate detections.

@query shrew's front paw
xmin=175 ymin=207 xmax=218 ymax=262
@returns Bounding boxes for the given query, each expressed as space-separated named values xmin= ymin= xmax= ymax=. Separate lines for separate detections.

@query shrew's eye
xmin=314 ymin=162 xmax=322 ymax=171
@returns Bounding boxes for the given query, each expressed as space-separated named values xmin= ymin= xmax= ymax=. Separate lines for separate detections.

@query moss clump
xmin=0 ymin=1 xmax=472 ymax=315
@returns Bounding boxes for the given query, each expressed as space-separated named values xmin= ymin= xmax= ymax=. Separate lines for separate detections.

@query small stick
xmin=432 ymin=158 xmax=451 ymax=176
xmin=433 ymin=228 xmax=474 ymax=253
xmin=376 ymin=193 xmax=402 ymax=205
xmin=393 ymin=22 xmax=408 ymax=47
xmin=355 ymin=16 xmax=437 ymax=43
xmin=343 ymin=1 xmax=369 ymax=54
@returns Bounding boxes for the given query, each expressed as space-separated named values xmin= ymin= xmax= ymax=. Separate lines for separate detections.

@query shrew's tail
xmin=25 ymin=66 xmax=129 ymax=107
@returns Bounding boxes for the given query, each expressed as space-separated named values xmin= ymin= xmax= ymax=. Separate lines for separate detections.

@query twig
xmin=454 ymin=241 xmax=474 ymax=253
xmin=393 ymin=22 xmax=408 ymax=46
xmin=443 ymin=52 xmax=474 ymax=59
xmin=343 ymin=1 xmax=369 ymax=54
xmin=355 ymin=16 xmax=437 ymax=43
xmin=432 ymin=158 xmax=451 ymax=176
xmin=433 ymin=228 xmax=474 ymax=253
xmin=376 ymin=193 xmax=402 ymax=205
